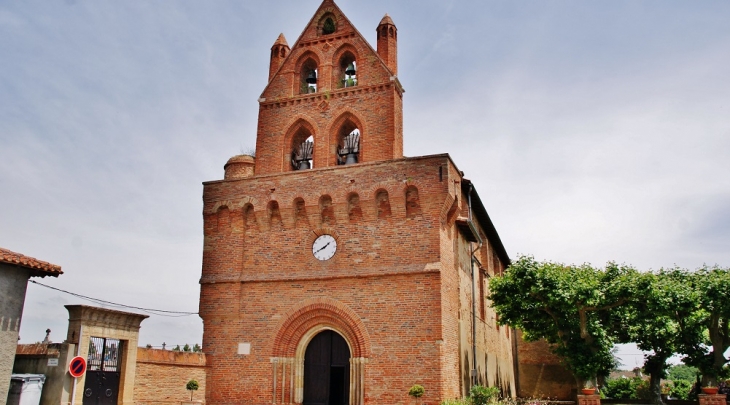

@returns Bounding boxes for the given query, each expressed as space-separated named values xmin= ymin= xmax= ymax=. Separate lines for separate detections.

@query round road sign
xmin=69 ymin=356 xmax=87 ymax=378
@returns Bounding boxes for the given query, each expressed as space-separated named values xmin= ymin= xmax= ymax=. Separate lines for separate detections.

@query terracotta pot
xmin=581 ymin=388 xmax=597 ymax=395
xmin=702 ymin=387 xmax=719 ymax=395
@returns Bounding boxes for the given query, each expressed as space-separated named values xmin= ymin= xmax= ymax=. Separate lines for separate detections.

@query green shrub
xmin=470 ymin=385 xmax=500 ymax=405
xmin=668 ymin=379 xmax=692 ymax=400
xmin=602 ymin=377 xmax=634 ymax=399
xmin=633 ymin=379 xmax=652 ymax=400
xmin=409 ymin=384 xmax=425 ymax=398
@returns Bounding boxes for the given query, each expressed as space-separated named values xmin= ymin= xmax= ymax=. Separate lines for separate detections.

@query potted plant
xmin=701 ymin=386 xmax=719 ymax=395
xmin=408 ymin=384 xmax=424 ymax=405
xmin=186 ymin=379 xmax=200 ymax=402
xmin=581 ymin=381 xmax=596 ymax=395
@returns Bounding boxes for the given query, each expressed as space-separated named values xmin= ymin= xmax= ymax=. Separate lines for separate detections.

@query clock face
xmin=312 ymin=234 xmax=337 ymax=261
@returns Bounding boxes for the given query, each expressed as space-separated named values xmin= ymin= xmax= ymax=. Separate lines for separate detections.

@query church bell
xmin=306 ymin=70 xmax=318 ymax=84
xmin=344 ymin=153 xmax=358 ymax=165
xmin=345 ymin=63 xmax=356 ymax=76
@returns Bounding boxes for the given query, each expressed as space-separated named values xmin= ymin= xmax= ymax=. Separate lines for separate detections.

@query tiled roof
xmin=0 ymin=247 xmax=63 ymax=277
xmin=274 ymin=33 xmax=289 ymax=47
xmin=379 ymin=14 xmax=395 ymax=26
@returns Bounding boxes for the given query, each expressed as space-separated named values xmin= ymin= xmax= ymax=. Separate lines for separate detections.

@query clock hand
xmin=314 ymin=242 xmax=331 ymax=254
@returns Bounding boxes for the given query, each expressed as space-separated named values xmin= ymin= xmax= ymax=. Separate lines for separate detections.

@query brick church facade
xmin=199 ymin=1 xmax=517 ymax=404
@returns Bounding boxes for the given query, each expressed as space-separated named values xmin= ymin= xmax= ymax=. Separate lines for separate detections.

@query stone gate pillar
xmin=65 ymin=305 xmax=148 ymax=405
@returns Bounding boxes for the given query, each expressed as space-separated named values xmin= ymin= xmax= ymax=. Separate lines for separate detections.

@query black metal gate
xmin=83 ymin=337 xmax=122 ymax=405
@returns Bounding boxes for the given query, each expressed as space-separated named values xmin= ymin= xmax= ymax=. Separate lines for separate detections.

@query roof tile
xmin=0 ymin=247 xmax=63 ymax=277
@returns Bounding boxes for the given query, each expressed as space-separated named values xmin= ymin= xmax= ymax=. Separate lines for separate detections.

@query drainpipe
xmin=468 ymin=184 xmax=477 ymax=388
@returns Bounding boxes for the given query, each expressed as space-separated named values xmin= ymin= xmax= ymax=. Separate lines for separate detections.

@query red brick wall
xmin=515 ymin=332 xmax=575 ymax=400
xmin=201 ymin=156 xmax=449 ymax=404
xmin=200 ymin=154 xmax=516 ymax=404
xmin=133 ymin=348 xmax=207 ymax=405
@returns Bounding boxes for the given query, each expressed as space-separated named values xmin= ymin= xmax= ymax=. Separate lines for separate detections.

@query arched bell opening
xmin=290 ymin=128 xmax=314 ymax=171
xmin=303 ymin=330 xmax=351 ymax=405
xmin=318 ymin=13 xmax=337 ymax=36
xmin=335 ymin=121 xmax=361 ymax=166
xmin=336 ymin=52 xmax=357 ymax=89
xmin=300 ymin=58 xmax=319 ymax=94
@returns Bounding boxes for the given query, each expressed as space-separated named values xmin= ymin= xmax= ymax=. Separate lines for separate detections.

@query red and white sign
xmin=69 ymin=356 xmax=87 ymax=378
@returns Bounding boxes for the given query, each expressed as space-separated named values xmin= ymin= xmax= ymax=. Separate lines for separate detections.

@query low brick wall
xmin=516 ymin=331 xmax=575 ymax=400
xmin=134 ymin=348 xmax=206 ymax=405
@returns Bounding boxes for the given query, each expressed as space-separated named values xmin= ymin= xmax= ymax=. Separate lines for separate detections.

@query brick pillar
xmin=699 ymin=394 xmax=727 ymax=405
xmin=577 ymin=394 xmax=601 ymax=405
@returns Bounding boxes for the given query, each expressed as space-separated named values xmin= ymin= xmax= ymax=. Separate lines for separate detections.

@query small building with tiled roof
xmin=0 ymin=247 xmax=62 ymax=402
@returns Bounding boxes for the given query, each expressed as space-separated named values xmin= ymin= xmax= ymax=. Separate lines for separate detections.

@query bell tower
xmin=199 ymin=1 xmax=517 ymax=404
xmin=253 ymin=0 xmax=404 ymax=176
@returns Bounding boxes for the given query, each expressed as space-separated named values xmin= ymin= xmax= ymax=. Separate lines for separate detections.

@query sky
xmin=1 ymin=0 xmax=729 ymax=370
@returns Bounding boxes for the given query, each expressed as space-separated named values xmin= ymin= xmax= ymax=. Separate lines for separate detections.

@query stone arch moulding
xmin=271 ymin=297 xmax=370 ymax=358
xmin=269 ymin=298 xmax=370 ymax=405
xmin=283 ymin=117 xmax=319 ymax=171
xmin=327 ymin=109 xmax=366 ymax=166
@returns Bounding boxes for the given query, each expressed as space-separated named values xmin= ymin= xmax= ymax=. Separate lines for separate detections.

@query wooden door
xmin=303 ymin=330 xmax=350 ymax=405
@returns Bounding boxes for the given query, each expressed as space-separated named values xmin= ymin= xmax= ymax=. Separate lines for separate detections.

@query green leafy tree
xmin=172 ymin=345 xmax=181 ymax=351
xmin=605 ymin=270 xmax=698 ymax=405
xmin=681 ymin=266 xmax=730 ymax=385
xmin=667 ymin=365 xmax=699 ymax=382
xmin=183 ymin=343 xmax=191 ymax=352
xmin=193 ymin=343 xmax=202 ymax=353
xmin=490 ymin=256 xmax=638 ymax=387
xmin=186 ymin=379 xmax=199 ymax=401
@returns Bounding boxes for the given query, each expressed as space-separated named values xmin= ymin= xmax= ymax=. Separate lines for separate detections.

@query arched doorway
xmin=303 ymin=330 xmax=351 ymax=405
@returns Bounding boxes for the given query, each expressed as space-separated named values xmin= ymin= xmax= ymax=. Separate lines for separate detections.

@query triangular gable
xmin=261 ymin=0 xmax=396 ymax=99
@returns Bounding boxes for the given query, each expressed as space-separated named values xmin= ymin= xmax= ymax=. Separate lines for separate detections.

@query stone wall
xmin=13 ymin=343 xmax=75 ymax=405
xmin=0 ymin=264 xmax=30 ymax=404
xmin=133 ymin=348 xmax=206 ymax=405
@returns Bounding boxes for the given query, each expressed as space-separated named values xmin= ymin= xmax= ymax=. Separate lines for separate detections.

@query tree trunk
xmin=649 ymin=372 xmax=665 ymax=405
